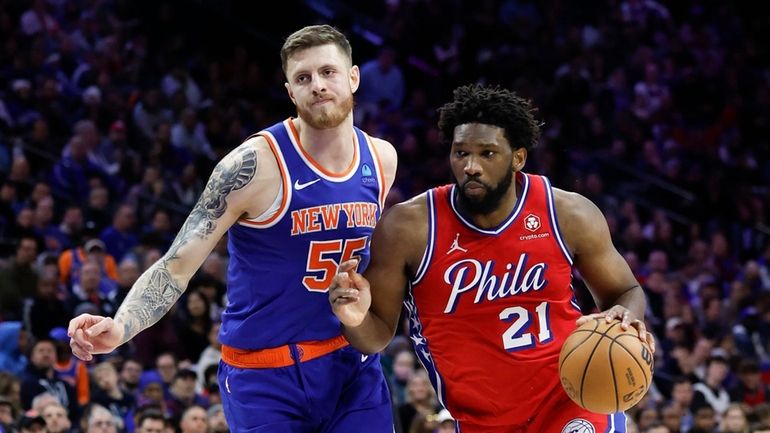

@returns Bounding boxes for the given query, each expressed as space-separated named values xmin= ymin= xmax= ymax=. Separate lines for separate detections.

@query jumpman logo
xmin=446 ymin=233 xmax=468 ymax=255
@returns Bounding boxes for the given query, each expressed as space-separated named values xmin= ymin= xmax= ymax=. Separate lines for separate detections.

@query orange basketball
xmin=558 ymin=318 xmax=654 ymax=414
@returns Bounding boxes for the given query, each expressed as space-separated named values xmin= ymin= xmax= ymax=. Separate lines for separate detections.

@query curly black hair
xmin=437 ymin=84 xmax=541 ymax=151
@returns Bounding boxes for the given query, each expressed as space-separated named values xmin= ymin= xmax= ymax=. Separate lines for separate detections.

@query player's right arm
xmin=69 ymin=137 xmax=279 ymax=360
xmin=329 ymin=195 xmax=428 ymax=354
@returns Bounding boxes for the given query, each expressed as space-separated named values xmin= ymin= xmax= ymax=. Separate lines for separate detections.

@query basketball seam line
xmin=579 ymin=319 xmax=622 ymax=410
xmin=559 ymin=318 xmax=600 ymax=372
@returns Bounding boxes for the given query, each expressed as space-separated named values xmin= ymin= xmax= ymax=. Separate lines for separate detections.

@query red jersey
xmin=407 ymin=172 xmax=583 ymax=429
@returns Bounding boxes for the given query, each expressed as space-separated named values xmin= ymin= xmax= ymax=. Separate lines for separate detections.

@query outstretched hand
xmin=329 ymin=259 xmax=371 ymax=327
xmin=67 ymin=314 xmax=124 ymax=361
xmin=576 ymin=305 xmax=655 ymax=353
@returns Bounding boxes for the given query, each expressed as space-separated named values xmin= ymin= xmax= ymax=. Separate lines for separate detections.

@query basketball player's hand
xmin=68 ymin=314 xmax=124 ymax=361
xmin=329 ymin=259 xmax=371 ymax=327
xmin=576 ymin=305 xmax=655 ymax=353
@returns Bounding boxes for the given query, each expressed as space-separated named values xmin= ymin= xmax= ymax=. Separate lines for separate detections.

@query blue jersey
xmin=220 ymin=119 xmax=386 ymax=349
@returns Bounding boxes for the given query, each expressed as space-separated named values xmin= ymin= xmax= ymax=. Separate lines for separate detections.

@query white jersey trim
xmin=237 ymin=130 xmax=293 ymax=229
xmin=449 ymin=174 xmax=530 ymax=235
xmin=542 ymin=176 xmax=574 ymax=265
xmin=284 ymin=119 xmax=360 ymax=182
xmin=411 ymin=190 xmax=436 ymax=286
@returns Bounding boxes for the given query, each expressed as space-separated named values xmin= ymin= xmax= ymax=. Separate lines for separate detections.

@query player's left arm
xmin=554 ymin=189 xmax=654 ymax=351
xmin=371 ymin=137 xmax=398 ymax=199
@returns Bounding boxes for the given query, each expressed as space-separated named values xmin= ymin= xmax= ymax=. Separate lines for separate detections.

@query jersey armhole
xmin=542 ymin=176 xmax=574 ymax=265
xmin=364 ymin=133 xmax=387 ymax=209
xmin=411 ymin=190 xmax=436 ymax=285
xmin=237 ymin=132 xmax=292 ymax=228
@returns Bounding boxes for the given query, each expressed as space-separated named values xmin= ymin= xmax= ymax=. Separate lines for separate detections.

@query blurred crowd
xmin=0 ymin=0 xmax=769 ymax=433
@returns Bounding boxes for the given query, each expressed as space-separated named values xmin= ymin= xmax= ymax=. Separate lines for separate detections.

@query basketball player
xmin=68 ymin=24 xmax=398 ymax=432
xmin=330 ymin=84 xmax=655 ymax=433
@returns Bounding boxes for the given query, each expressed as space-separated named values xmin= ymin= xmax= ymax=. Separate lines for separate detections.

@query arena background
xmin=1 ymin=1 xmax=769 ymax=432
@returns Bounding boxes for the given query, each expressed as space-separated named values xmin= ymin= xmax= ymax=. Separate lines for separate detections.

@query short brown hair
xmin=280 ymin=24 xmax=352 ymax=74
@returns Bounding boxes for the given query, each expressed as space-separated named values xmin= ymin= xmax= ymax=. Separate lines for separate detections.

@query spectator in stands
xmin=398 ymin=370 xmax=441 ymax=432
xmin=58 ymin=237 xmax=118 ymax=291
xmin=49 ymin=328 xmax=89 ymax=407
xmin=132 ymin=88 xmax=172 ymax=143
xmin=660 ymin=402 xmax=683 ymax=433
xmin=173 ymin=290 xmax=211 ymax=364
xmin=0 ymin=322 xmax=29 ymax=377
xmin=0 ymin=181 xmax=19 ymax=240
xmin=25 ymin=269 xmax=69 ymax=340
xmin=151 ymin=353 xmax=177 ymax=398
xmin=83 ymin=404 xmax=117 ymax=433
xmin=206 ymin=404 xmax=228 ymax=433
xmin=389 ymin=350 xmax=416 ymax=407
xmin=119 ymin=360 xmax=142 ymax=396
xmin=65 ymin=260 xmax=116 ymax=317
xmin=0 ymin=373 xmax=22 ymax=417
xmin=178 ymin=405 xmax=207 ymax=433
xmin=20 ymin=339 xmax=76 ymax=417
xmin=689 ymin=404 xmax=718 ymax=433
xmin=194 ymin=323 xmax=220 ymax=394
xmin=171 ymin=107 xmax=215 ymax=161
xmin=636 ymin=406 xmax=662 ymax=432
xmin=113 ymin=258 xmax=141 ymax=306
xmin=83 ymin=187 xmax=111 ymax=234
xmin=136 ymin=375 xmax=167 ymax=417
xmin=161 ymin=66 xmax=203 ymax=109
xmin=15 ymin=411 xmax=47 ymax=433
xmin=668 ymin=377 xmax=695 ymax=432
xmin=19 ymin=0 xmax=58 ymax=36
xmin=99 ymin=203 xmax=138 ymax=262
xmin=165 ymin=369 xmax=208 ymax=421
xmin=90 ymin=362 xmax=134 ymax=430
xmin=0 ymin=396 xmax=16 ymax=433
xmin=134 ymin=409 xmax=166 ymax=433
xmin=54 ymin=204 xmax=85 ymax=251
xmin=0 ymin=235 xmax=39 ymax=321
xmin=41 ymin=401 xmax=73 ymax=433
xmin=49 ymin=135 xmax=109 ymax=205
xmin=693 ymin=355 xmax=732 ymax=417
xmin=728 ymin=359 xmax=769 ymax=407
xmin=30 ymin=393 xmax=59 ymax=415
xmin=355 ymin=46 xmax=405 ymax=121
xmin=719 ymin=403 xmax=750 ymax=433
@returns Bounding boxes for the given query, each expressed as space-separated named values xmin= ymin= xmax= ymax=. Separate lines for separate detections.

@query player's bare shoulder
xmin=374 ymin=192 xmax=429 ymax=270
xmin=551 ymin=187 xmax=609 ymax=255
xmin=369 ymin=136 xmax=398 ymax=185
xmin=221 ymin=134 xmax=283 ymax=219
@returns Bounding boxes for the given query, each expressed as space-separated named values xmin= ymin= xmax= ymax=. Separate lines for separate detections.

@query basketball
xmin=558 ymin=318 xmax=654 ymax=414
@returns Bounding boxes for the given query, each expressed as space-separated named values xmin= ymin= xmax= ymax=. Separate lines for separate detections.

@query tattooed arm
xmin=68 ymin=140 xmax=274 ymax=360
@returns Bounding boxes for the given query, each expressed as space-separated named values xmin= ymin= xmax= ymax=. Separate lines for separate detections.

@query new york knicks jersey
xmin=220 ymin=119 xmax=386 ymax=350
xmin=408 ymin=172 xmax=581 ymax=427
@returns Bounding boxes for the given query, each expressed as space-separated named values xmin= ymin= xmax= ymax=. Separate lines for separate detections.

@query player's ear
xmin=285 ymin=82 xmax=297 ymax=105
xmin=349 ymin=65 xmax=360 ymax=93
xmin=512 ymin=147 xmax=527 ymax=171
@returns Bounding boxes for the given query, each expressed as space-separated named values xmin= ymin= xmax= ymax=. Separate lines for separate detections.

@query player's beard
xmin=454 ymin=168 xmax=514 ymax=215
xmin=297 ymin=93 xmax=354 ymax=129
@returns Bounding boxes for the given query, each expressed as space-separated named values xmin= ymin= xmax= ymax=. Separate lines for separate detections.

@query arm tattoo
xmin=115 ymin=264 xmax=183 ymax=342
xmin=166 ymin=146 xmax=258 ymax=259
xmin=115 ymin=146 xmax=258 ymax=342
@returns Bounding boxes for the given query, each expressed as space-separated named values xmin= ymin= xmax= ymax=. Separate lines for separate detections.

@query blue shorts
xmin=218 ymin=345 xmax=393 ymax=432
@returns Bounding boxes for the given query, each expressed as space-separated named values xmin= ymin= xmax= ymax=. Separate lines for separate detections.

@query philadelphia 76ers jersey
xmin=407 ymin=172 xmax=582 ymax=428
xmin=220 ymin=118 xmax=386 ymax=350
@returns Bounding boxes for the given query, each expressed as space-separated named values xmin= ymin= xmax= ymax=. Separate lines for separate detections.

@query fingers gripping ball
xmin=558 ymin=318 xmax=654 ymax=414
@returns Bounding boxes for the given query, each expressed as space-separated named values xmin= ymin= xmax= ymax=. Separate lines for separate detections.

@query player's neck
xmin=293 ymin=115 xmax=355 ymax=166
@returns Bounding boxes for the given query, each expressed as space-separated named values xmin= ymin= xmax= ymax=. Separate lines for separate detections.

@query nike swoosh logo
xmin=225 ymin=376 xmax=231 ymax=394
xmin=294 ymin=178 xmax=321 ymax=190
xmin=361 ymin=354 xmax=369 ymax=363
